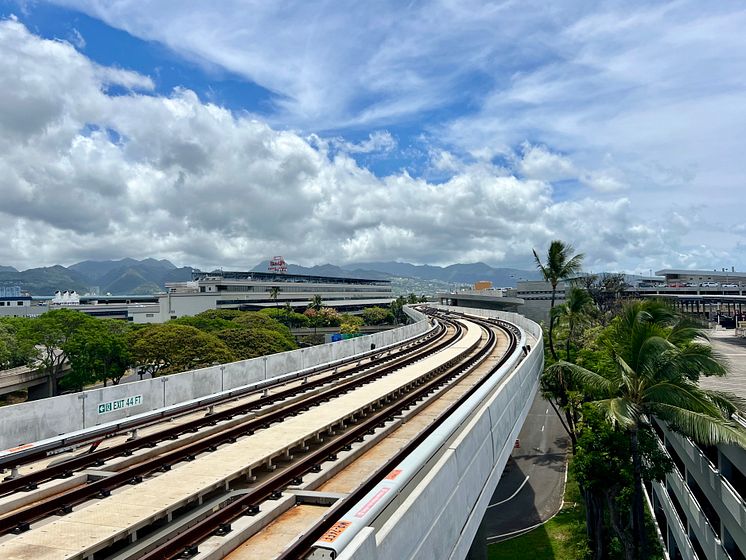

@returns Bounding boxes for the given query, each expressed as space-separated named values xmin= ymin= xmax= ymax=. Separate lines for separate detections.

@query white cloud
xmin=332 ymin=131 xmax=397 ymax=154
xmin=517 ymin=143 xmax=576 ymax=182
xmin=0 ymin=17 xmax=738 ymax=274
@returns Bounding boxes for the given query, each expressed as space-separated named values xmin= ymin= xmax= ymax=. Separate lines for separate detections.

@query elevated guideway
xmin=0 ymin=307 xmax=543 ymax=560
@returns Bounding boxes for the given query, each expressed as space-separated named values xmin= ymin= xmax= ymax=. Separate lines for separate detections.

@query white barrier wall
xmin=0 ymin=309 xmax=428 ymax=449
xmin=336 ymin=305 xmax=543 ymax=560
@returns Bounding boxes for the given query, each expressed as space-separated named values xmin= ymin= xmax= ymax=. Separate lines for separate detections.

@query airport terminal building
xmin=132 ymin=270 xmax=395 ymax=323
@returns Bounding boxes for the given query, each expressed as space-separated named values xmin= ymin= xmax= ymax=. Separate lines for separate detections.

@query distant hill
xmin=251 ymin=261 xmax=391 ymax=281
xmin=0 ymin=259 xmax=195 ymax=296
xmin=0 ymin=265 xmax=89 ymax=295
xmin=0 ymin=257 xmax=540 ymax=296
xmin=251 ymin=259 xmax=540 ymax=287
xmin=345 ymin=261 xmax=541 ymax=287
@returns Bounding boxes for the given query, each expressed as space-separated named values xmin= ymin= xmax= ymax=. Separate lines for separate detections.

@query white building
xmin=147 ymin=270 xmax=394 ymax=323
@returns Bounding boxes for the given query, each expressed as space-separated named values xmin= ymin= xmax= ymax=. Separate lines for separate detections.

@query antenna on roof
xmin=268 ymin=256 xmax=288 ymax=274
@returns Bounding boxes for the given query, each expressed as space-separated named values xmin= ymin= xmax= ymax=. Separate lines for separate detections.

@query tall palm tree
xmin=553 ymin=286 xmax=595 ymax=362
xmin=533 ymin=240 xmax=584 ymax=360
xmin=542 ymin=286 xmax=595 ymax=449
xmin=269 ymin=286 xmax=281 ymax=312
xmin=550 ymin=301 xmax=746 ymax=559
xmin=309 ymin=294 xmax=323 ymax=312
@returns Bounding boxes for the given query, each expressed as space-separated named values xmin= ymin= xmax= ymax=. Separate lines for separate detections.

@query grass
xmin=488 ymin=467 xmax=590 ymax=560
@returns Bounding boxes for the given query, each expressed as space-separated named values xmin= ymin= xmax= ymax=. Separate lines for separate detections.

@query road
xmin=484 ymin=394 xmax=569 ymax=542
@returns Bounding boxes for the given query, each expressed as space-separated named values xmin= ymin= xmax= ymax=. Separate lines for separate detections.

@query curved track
xmin=0 ymin=311 xmax=523 ymax=560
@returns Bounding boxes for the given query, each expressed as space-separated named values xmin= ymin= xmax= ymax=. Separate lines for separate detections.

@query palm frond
xmin=653 ymin=403 xmax=746 ymax=447
xmin=643 ymin=381 xmax=724 ymax=417
xmin=700 ymin=389 xmax=746 ymax=417
xmin=548 ymin=361 xmax=616 ymax=396
xmin=593 ymin=397 xmax=639 ymax=428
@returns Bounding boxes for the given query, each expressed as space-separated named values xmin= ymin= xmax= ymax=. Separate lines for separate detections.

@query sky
xmin=0 ymin=0 xmax=745 ymax=274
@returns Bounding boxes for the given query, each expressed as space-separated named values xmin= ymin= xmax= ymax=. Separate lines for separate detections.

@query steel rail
xmin=136 ymin=317 xmax=500 ymax=560
xmin=0 ymin=322 xmax=464 ymax=535
xmin=279 ymin=314 xmax=521 ymax=560
xmin=0 ymin=323 xmax=449 ymax=499
xmin=0 ymin=319 xmax=440 ymax=472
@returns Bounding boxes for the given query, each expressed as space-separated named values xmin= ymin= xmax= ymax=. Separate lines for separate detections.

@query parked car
xmin=700 ymin=282 xmax=719 ymax=287
xmin=722 ymin=283 xmax=739 ymax=288
xmin=684 ymin=282 xmax=698 ymax=287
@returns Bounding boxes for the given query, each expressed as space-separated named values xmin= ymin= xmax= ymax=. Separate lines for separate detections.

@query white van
xmin=700 ymin=282 xmax=719 ymax=287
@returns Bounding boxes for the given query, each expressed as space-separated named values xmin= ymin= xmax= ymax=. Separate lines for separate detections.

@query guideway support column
xmin=466 ymin=517 xmax=488 ymax=560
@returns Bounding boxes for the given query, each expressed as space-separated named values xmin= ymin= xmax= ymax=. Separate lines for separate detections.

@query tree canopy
xmin=128 ymin=323 xmax=235 ymax=376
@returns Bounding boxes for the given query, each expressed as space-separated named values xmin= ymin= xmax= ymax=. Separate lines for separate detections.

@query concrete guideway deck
xmin=0 ymin=319 xmax=483 ymax=560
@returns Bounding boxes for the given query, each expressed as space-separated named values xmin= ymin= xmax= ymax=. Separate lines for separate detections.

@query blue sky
xmin=1 ymin=1 xmax=745 ymax=272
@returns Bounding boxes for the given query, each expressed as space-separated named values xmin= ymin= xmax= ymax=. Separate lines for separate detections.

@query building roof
xmin=192 ymin=270 xmax=389 ymax=285
xmin=656 ymin=269 xmax=746 ymax=279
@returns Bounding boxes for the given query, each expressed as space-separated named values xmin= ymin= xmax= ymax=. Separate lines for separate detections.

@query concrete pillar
xmin=466 ymin=516 xmax=488 ymax=560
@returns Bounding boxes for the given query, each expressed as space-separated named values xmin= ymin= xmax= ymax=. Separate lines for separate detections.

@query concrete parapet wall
xmin=0 ymin=308 xmax=428 ymax=449
xmin=336 ymin=306 xmax=543 ymax=560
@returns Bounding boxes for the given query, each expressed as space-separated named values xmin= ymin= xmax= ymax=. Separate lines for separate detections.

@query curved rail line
xmin=0 ymin=319 xmax=464 ymax=536
xmin=0 ymin=319 xmax=443 ymax=472
xmin=0 ymin=321 xmax=450 ymax=500
xmin=137 ymin=314 xmax=510 ymax=560
xmin=280 ymin=312 xmax=522 ymax=560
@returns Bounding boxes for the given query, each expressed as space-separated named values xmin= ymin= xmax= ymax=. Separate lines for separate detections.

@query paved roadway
xmin=701 ymin=330 xmax=746 ymax=398
xmin=483 ymin=394 xmax=569 ymax=542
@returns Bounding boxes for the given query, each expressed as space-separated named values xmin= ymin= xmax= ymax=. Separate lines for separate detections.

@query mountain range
xmin=1 ymin=258 xmax=539 ymax=296
xmin=0 ymin=259 xmax=195 ymax=296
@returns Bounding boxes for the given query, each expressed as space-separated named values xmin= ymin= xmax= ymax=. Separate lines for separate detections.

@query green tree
xmin=62 ymin=320 xmax=132 ymax=390
xmin=390 ymin=296 xmax=407 ymax=324
xmin=128 ymin=323 xmax=235 ymax=376
xmin=260 ymin=307 xmax=310 ymax=328
xmin=308 ymin=294 xmax=323 ymax=312
xmin=572 ymin=408 xmax=671 ymax=560
xmin=304 ymin=307 xmax=341 ymax=328
xmin=170 ymin=315 xmax=238 ymax=333
xmin=269 ymin=286 xmax=281 ymax=311
xmin=361 ymin=306 xmax=394 ymax=326
xmin=552 ymin=286 xmax=595 ymax=363
xmin=533 ymin=240 xmax=584 ymax=360
xmin=216 ymin=327 xmax=297 ymax=360
xmin=0 ymin=317 xmax=37 ymax=369
xmin=550 ymin=301 xmax=746 ymax=559
xmin=406 ymin=293 xmax=418 ymax=305
xmin=25 ymin=309 xmax=93 ymax=395
xmin=192 ymin=309 xmax=244 ymax=321
xmin=233 ymin=311 xmax=294 ymax=341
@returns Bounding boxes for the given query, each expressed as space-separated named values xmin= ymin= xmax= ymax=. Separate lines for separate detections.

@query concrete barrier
xmin=0 ymin=308 xmax=429 ymax=449
xmin=331 ymin=305 xmax=543 ymax=560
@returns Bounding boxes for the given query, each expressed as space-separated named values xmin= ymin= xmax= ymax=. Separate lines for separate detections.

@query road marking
xmin=541 ymin=425 xmax=545 ymax=432
xmin=487 ymin=475 xmax=530 ymax=508
xmin=545 ymin=408 xmax=549 ymax=414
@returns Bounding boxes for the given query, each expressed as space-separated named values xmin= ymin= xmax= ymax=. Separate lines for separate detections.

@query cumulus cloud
xmin=517 ymin=143 xmax=576 ymax=182
xmin=0 ymin=18 xmax=727 ymax=273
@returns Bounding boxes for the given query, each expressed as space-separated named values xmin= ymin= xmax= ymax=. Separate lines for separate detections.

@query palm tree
xmin=269 ymin=286 xmax=281 ymax=312
xmin=542 ymin=286 xmax=595 ymax=449
xmin=553 ymin=286 xmax=595 ymax=362
xmin=309 ymin=294 xmax=323 ymax=312
xmin=549 ymin=301 xmax=746 ymax=559
xmin=533 ymin=240 xmax=584 ymax=360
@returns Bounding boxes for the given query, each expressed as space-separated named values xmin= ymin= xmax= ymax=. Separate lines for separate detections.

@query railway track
xmin=0 ymin=310 xmax=524 ymax=560
xmin=0 ymin=320 xmax=460 ymax=535
xmin=0 ymin=318 xmax=444 ymax=473
xmin=0 ymin=317 xmax=447 ymax=490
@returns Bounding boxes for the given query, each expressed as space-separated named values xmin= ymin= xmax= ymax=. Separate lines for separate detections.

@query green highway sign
xmin=97 ymin=395 xmax=143 ymax=415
